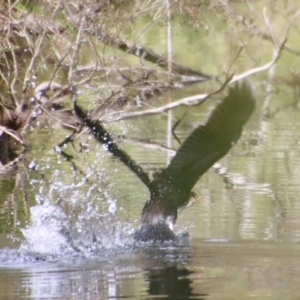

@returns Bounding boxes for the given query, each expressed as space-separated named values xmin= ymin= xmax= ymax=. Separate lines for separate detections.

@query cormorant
xmin=74 ymin=81 xmax=255 ymax=242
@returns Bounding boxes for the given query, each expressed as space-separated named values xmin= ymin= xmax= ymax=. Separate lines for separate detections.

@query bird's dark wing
xmin=74 ymin=102 xmax=152 ymax=188
xmin=161 ymin=81 xmax=255 ymax=196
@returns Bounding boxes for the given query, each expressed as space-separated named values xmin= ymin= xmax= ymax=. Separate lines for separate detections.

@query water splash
xmin=16 ymin=171 xmax=138 ymax=262
xmin=21 ymin=204 xmax=75 ymax=256
xmin=19 ymin=201 xmax=135 ymax=260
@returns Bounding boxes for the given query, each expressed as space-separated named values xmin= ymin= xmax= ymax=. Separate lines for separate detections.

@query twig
xmin=102 ymin=76 xmax=233 ymax=122
xmin=228 ymin=8 xmax=300 ymax=84
xmin=262 ymin=8 xmax=278 ymax=49
xmin=219 ymin=0 xmax=300 ymax=57
xmin=0 ymin=152 xmax=25 ymax=170
xmin=6 ymin=3 xmax=19 ymax=107
xmin=22 ymin=28 xmax=47 ymax=97
xmin=0 ymin=126 xmax=26 ymax=146
xmin=114 ymin=135 xmax=176 ymax=154
xmin=171 ymin=110 xmax=189 ymax=146
xmin=68 ymin=12 xmax=84 ymax=83
xmin=55 ymin=130 xmax=78 ymax=150
xmin=226 ymin=46 xmax=244 ymax=75
xmin=93 ymin=26 xmax=214 ymax=79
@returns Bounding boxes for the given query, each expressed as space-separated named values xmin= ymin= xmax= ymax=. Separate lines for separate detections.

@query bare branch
xmin=22 ymin=29 xmax=47 ymax=95
xmin=102 ymin=9 xmax=296 ymax=124
xmin=0 ymin=126 xmax=26 ymax=146
xmin=228 ymin=8 xmax=300 ymax=84
xmin=102 ymin=76 xmax=233 ymax=122
xmin=219 ymin=0 xmax=300 ymax=57
xmin=68 ymin=13 xmax=84 ymax=83
xmin=114 ymin=135 xmax=176 ymax=155
xmin=93 ymin=26 xmax=214 ymax=79
xmin=64 ymin=5 xmax=215 ymax=80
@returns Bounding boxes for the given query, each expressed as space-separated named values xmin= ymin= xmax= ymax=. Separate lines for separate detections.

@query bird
xmin=73 ymin=81 xmax=255 ymax=242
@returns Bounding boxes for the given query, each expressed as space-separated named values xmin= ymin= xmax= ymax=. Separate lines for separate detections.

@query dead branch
xmin=1 ymin=4 xmax=216 ymax=81
xmin=101 ymin=75 xmax=233 ymax=122
xmin=64 ymin=5 xmax=216 ymax=80
xmin=229 ymin=8 xmax=300 ymax=84
xmin=114 ymin=135 xmax=176 ymax=154
xmin=100 ymin=8 xmax=297 ymax=123
xmin=218 ymin=0 xmax=300 ymax=57
xmin=93 ymin=26 xmax=215 ymax=79
xmin=0 ymin=126 xmax=26 ymax=146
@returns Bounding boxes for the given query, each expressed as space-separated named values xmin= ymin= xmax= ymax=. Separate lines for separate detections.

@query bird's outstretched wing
xmin=161 ymin=81 xmax=255 ymax=197
xmin=74 ymin=102 xmax=152 ymax=188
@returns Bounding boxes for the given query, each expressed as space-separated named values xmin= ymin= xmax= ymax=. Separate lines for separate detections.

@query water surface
xmin=1 ymin=84 xmax=300 ymax=299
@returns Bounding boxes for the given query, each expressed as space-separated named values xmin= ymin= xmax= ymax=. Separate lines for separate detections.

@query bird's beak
xmin=188 ymin=195 xmax=201 ymax=208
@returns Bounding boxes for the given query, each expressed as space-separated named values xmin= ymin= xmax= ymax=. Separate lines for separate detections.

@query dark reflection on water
xmin=145 ymin=266 xmax=204 ymax=300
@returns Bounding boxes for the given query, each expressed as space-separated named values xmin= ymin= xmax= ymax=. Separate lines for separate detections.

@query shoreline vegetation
xmin=0 ymin=1 xmax=299 ymax=168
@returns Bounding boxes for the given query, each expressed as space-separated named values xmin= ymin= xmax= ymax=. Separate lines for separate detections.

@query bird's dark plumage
xmin=74 ymin=81 xmax=255 ymax=243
